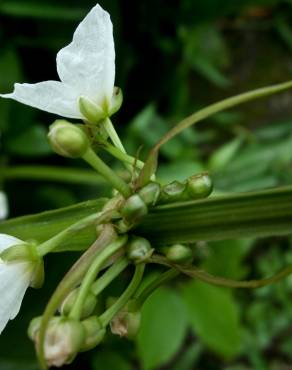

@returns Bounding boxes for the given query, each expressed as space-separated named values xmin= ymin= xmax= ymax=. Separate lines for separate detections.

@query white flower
xmin=0 ymin=4 xmax=115 ymax=119
xmin=0 ymin=191 xmax=8 ymax=220
xmin=0 ymin=234 xmax=36 ymax=334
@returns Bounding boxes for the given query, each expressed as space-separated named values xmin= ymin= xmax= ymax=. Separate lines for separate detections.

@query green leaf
xmin=137 ymin=186 xmax=292 ymax=244
xmin=92 ymin=350 xmax=133 ymax=370
xmin=6 ymin=126 xmax=52 ymax=157
xmin=0 ymin=198 xmax=107 ymax=252
xmin=136 ymin=287 xmax=188 ymax=370
xmin=182 ymin=281 xmax=242 ymax=358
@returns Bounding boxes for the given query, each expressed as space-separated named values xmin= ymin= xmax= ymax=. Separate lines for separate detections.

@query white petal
xmin=0 ymin=262 xmax=32 ymax=334
xmin=0 ymin=81 xmax=83 ymax=119
xmin=56 ymin=4 xmax=115 ymax=106
xmin=0 ymin=192 xmax=8 ymax=220
xmin=0 ymin=233 xmax=22 ymax=253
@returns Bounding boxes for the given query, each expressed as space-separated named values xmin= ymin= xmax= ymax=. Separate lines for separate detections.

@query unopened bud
xmin=138 ymin=182 xmax=161 ymax=206
xmin=186 ymin=173 xmax=213 ymax=199
xmin=160 ymin=181 xmax=186 ymax=203
xmin=60 ymin=288 xmax=97 ymax=319
xmin=79 ymin=96 xmax=107 ymax=124
xmin=28 ymin=317 xmax=85 ymax=367
xmin=121 ymin=194 xmax=148 ymax=223
xmin=127 ymin=237 xmax=153 ymax=263
xmin=109 ymin=87 xmax=123 ymax=116
xmin=48 ymin=120 xmax=89 ymax=158
xmin=110 ymin=308 xmax=141 ymax=340
xmin=166 ymin=244 xmax=193 ymax=263
xmin=80 ymin=316 xmax=106 ymax=351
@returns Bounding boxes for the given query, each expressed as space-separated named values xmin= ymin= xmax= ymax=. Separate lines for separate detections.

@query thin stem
xmin=37 ymin=211 xmax=110 ymax=257
xmin=135 ymin=268 xmax=179 ymax=307
xmin=150 ymin=255 xmax=292 ymax=289
xmin=82 ymin=147 xmax=132 ymax=198
xmin=37 ymin=224 xmax=116 ymax=370
xmin=69 ymin=236 xmax=128 ymax=320
xmin=104 ymin=142 xmax=145 ymax=170
xmin=103 ymin=118 xmax=126 ymax=153
xmin=100 ymin=263 xmax=145 ymax=327
xmin=91 ymin=257 xmax=129 ymax=296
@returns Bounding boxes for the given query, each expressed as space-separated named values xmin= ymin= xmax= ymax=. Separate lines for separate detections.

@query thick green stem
xmin=37 ymin=224 xmax=116 ymax=370
xmin=82 ymin=147 xmax=132 ymax=198
xmin=100 ymin=263 xmax=145 ymax=327
xmin=69 ymin=236 xmax=128 ymax=320
xmin=91 ymin=257 xmax=129 ymax=296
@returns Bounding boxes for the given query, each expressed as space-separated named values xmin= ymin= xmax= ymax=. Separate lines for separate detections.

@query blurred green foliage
xmin=1 ymin=0 xmax=292 ymax=369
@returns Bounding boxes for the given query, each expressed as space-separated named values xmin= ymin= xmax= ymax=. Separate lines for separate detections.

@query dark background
xmin=1 ymin=0 xmax=292 ymax=369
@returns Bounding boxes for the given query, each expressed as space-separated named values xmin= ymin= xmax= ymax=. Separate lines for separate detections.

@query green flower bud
xmin=79 ymin=96 xmax=107 ymax=124
xmin=28 ymin=316 xmax=42 ymax=341
xmin=186 ymin=173 xmax=213 ymax=199
xmin=127 ymin=237 xmax=153 ymax=263
xmin=121 ymin=194 xmax=148 ymax=223
xmin=110 ymin=308 xmax=141 ymax=340
xmin=30 ymin=259 xmax=45 ymax=289
xmin=166 ymin=244 xmax=193 ymax=263
xmin=60 ymin=288 xmax=97 ymax=319
xmin=0 ymin=242 xmax=38 ymax=263
xmin=109 ymin=87 xmax=123 ymax=116
xmin=48 ymin=120 xmax=89 ymax=158
xmin=80 ymin=316 xmax=106 ymax=351
xmin=160 ymin=181 xmax=186 ymax=203
xmin=116 ymin=219 xmax=131 ymax=234
xmin=138 ymin=182 xmax=161 ymax=206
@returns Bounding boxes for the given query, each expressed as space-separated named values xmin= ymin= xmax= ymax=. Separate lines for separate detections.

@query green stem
xmin=150 ymin=255 xmax=292 ymax=289
xmin=104 ymin=142 xmax=145 ymax=170
xmin=135 ymin=268 xmax=179 ymax=307
xmin=91 ymin=257 xmax=129 ymax=296
xmin=103 ymin=118 xmax=126 ymax=153
xmin=82 ymin=147 xmax=132 ymax=198
xmin=69 ymin=236 xmax=128 ymax=320
xmin=37 ymin=224 xmax=116 ymax=370
xmin=37 ymin=211 xmax=110 ymax=257
xmin=100 ymin=263 xmax=145 ymax=326
xmin=2 ymin=165 xmax=103 ymax=185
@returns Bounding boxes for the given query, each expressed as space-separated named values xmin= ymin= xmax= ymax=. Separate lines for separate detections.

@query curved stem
xmin=135 ymin=268 xmax=179 ymax=307
xmin=37 ymin=224 xmax=116 ymax=370
xmin=91 ymin=257 xmax=129 ymax=296
xmin=150 ymin=255 xmax=292 ymax=289
xmin=99 ymin=263 xmax=145 ymax=327
xmin=37 ymin=211 xmax=112 ymax=257
xmin=69 ymin=236 xmax=128 ymax=320
xmin=82 ymin=147 xmax=132 ymax=198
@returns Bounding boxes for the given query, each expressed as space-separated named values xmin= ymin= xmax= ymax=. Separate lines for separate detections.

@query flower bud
xmin=60 ymin=288 xmax=97 ymax=319
xmin=109 ymin=87 xmax=123 ymax=116
xmin=121 ymin=194 xmax=148 ymax=223
xmin=0 ymin=242 xmax=38 ymax=263
xmin=110 ymin=308 xmax=141 ymax=339
xmin=160 ymin=181 xmax=186 ymax=203
xmin=80 ymin=316 xmax=106 ymax=351
xmin=79 ymin=96 xmax=107 ymax=124
xmin=165 ymin=244 xmax=193 ymax=263
xmin=28 ymin=317 xmax=85 ymax=367
xmin=127 ymin=237 xmax=153 ymax=263
xmin=186 ymin=173 xmax=213 ymax=199
xmin=138 ymin=182 xmax=161 ymax=206
xmin=48 ymin=120 xmax=89 ymax=158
